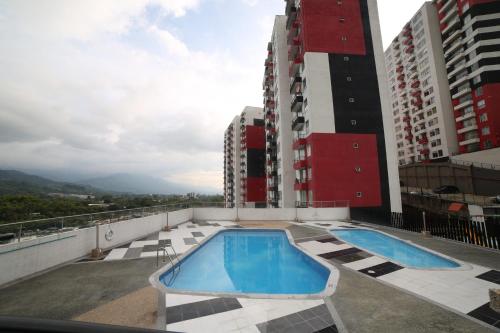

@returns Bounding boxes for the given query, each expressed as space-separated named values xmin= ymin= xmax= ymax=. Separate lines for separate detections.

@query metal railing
xmin=0 ymin=201 xmax=351 ymax=246
xmin=449 ymin=158 xmax=500 ymax=171
xmin=397 ymin=205 xmax=500 ymax=250
xmin=401 ymin=186 xmax=499 ymax=207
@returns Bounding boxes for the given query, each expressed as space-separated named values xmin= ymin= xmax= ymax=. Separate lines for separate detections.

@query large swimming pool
xmin=159 ymin=229 xmax=331 ymax=294
xmin=331 ymin=229 xmax=460 ymax=269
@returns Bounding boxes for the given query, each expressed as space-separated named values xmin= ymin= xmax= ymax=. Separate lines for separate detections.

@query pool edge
xmin=149 ymin=227 xmax=339 ymax=300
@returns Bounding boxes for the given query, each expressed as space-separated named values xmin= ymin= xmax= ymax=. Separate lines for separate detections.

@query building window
xmin=355 ymin=167 xmax=362 ymax=173
xmin=476 ymin=87 xmax=483 ymax=97
xmin=351 ymin=119 xmax=357 ymax=126
xmin=339 ymin=17 xmax=345 ymax=23
xmin=343 ymin=56 xmax=349 ymax=62
xmin=353 ymin=143 xmax=359 ymax=149
xmin=484 ymin=140 xmax=493 ymax=149
xmin=356 ymin=192 xmax=363 ymax=198
xmin=346 ymin=76 xmax=352 ymax=82
xmin=479 ymin=113 xmax=488 ymax=123
xmin=482 ymin=126 xmax=490 ymax=136
xmin=477 ymin=100 xmax=486 ymax=109
xmin=473 ymin=75 xmax=481 ymax=84
xmin=349 ymin=97 xmax=355 ymax=103
xmin=341 ymin=36 xmax=347 ymax=41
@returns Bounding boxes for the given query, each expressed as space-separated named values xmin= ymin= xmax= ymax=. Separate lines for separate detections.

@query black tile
xmin=183 ymin=237 xmax=198 ymax=245
xmin=316 ymin=237 xmax=338 ymax=243
xmin=159 ymin=239 xmax=172 ymax=246
xmin=331 ymin=251 xmax=373 ymax=264
xmin=310 ymin=305 xmax=329 ymax=317
xmin=192 ymin=231 xmax=204 ymax=237
xmin=476 ymin=270 xmax=500 ymax=285
xmin=288 ymin=321 xmax=314 ymax=333
xmin=468 ymin=302 xmax=500 ymax=328
xmin=319 ymin=247 xmax=361 ymax=259
xmin=166 ymin=298 xmax=241 ymax=324
xmin=306 ymin=317 xmax=330 ymax=331
xmin=315 ymin=223 xmax=332 ymax=227
xmin=142 ymin=244 xmax=159 ymax=252
xmin=285 ymin=312 xmax=304 ymax=325
xmin=123 ymin=247 xmax=142 ymax=259
xmin=314 ymin=325 xmax=338 ymax=333
xmin=359 ymin=261 xmax=404 ymax=278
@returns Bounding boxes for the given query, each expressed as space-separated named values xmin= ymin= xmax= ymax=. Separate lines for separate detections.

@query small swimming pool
xmin=331 ymin=229 xmax=460 ymax=269
xmin=158 ymin=229 xmax=331 ymax=295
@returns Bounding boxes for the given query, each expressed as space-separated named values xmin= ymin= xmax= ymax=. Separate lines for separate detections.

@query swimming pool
xmin=157 ymin=229 xmax=332 ymax=295
xmin=331 ymin=229 xmax=460 ymax=269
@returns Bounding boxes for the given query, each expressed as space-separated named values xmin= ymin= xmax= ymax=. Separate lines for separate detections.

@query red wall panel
xmin=307 ymin=133 xmax=382 ymax=207
xmin=246 ymin=177 xmax=266 ymax=203
xmin=245 ymin=125 xmax=265 ymax=149
xmin=301 ymin=0 xmax=366 ymax=55
xmin=474 ymin=83 xmax=500 ymax=149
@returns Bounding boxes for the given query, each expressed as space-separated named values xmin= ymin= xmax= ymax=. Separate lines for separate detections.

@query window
xmin=339 ymin=17 xmax=345 ymax=23
xmin=356 ymin=192 xmax=363 ymax=198
xmin=347 ymin=76 xmax=352 ymax=82
xmin=351 ymin=119 xmax=357 ymax=126
xmin=473 ymin=75 xmax=481 ymax=84
xmin=477 ymin=100 xmax=486 ymax=109
xmin=479 ymin=113 xmax=488 ymax=123
xmin=353 ymin=143 xmax=359 ymax=149
xmin=341 ymin=36 xmax=347 ymax=41
xmin=482 ymin=127 xmax=490 ymax=136
xmin=343 ymin=56 xmax=349 ymax=61
xmin=476 ymin=87 xmax=483 ymax=97
xmin=349 ymin=97 xmax=355 ymax=103
xmin=355 ymin=166 xmax=362 ymax=173
xmin=306 ymin=144 xmax=311 ymax=156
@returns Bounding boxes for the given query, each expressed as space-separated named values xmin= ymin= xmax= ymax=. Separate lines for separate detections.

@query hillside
xmin=0 ymin=170 xmax=98 ymax=196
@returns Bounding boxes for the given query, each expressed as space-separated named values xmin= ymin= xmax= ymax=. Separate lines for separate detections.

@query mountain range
xmin=0 ymin=170 xmax=215 ymax=195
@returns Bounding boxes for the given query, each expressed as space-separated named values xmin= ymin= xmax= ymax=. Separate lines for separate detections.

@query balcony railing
xmin=291 ymin=93 xmax=304 ymax=112
xmin=292 ymin=115 xmax=305 ymax=131
xmin=293 ymin=158 xmax=307 ymax=170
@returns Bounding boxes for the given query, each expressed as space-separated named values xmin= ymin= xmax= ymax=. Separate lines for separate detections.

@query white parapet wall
xmin=0 ymin=207 xmax=349 ymax=286
xmin=193 ymin=207 xmax=350 ymax=222
xmin=0 ymin=209 xmax=193 ymax=287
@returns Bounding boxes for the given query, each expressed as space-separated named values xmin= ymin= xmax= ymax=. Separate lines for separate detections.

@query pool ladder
xmin=156 ymin=243 xmax=180 ymax=273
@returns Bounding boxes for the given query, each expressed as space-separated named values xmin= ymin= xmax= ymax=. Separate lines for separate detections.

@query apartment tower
xmin=224 ymin=117 xmax=241 ymax=208
xmin=436 ymin=0 xmax=500 ymax=153
xmin=239 ymin=107 xmax=267 ymax=207
xmin=385 ymin=2 xmax=458 ymax=166
xmin=284 ymin=0 xmax=402 ymax=222
xmin=264 ymin=15 xmax=296 ymax=208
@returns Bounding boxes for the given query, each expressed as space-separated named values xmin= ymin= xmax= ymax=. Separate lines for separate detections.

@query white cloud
xmin=0 ymin=0 xmax=264 ymax=193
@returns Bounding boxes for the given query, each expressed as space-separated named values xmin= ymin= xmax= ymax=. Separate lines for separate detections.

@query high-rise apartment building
xmin=281 ymin=0 xmax=402 ymax=222
xmin=435 ymin=0 xmax=500 ymax=153
xmin=224 ymin=116 xmax=241 ymax=208
xmin=224 ymin=107 xmax=266 ymax=207
xmin=264 ymin=16 xmax=296 ymax=208
xmin=385 ymin=2 xmax=458 ymax=166
xmin=238 ymin=107 xmax=267 ymax=207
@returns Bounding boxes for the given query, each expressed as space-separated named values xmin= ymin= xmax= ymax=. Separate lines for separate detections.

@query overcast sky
xmin=0 ymin=0 xmax=426 ymax=193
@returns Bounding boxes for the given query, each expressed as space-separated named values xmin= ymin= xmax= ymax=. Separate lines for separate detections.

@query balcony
xmin=294 ymin=180 xmax=308 ymax=191
xmin=419 ymin=148 xmax=430 ymax=156
xmin=292 ymin=116 xmax=305 ymax=131
xmin=453 ymin=99 xmax=472 ymax=111
xmin=418 ymin=136 xmax=429 ymax=145
xmin=452 ymin=87 xmax=471 ymax=99
xmin=459 ymin=137 xmax=480 ymax=146
xmin=290 ymin=75 xmax=302 ymax=94
xmin=410 ymin=80 xmax=420 ymax=89
xmin=404 ymin=45 xmax=415 ymax=54
xmin=457 ymin=124 xmax=478 ymax=134
xmin=291 ymin=93 xmax=304 ymax=112
xmin=285 ymin=4 xmax=297 ymax=28
xmin=288 ymin=53 xmax=303 ymax=77
xmin=293 ymin=158 xmax=307 ymax=170
xmin=455 ymin=111 xmax=475 ymax=122
xmin=293 ymin=137 xmax=307 ymax=150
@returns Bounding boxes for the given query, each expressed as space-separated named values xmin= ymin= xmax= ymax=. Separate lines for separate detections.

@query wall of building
xmin=0 ymin=209 xmax=193 ymax=286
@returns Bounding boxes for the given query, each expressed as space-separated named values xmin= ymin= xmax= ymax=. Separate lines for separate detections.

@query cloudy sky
xmin=0 ymin=0 xmax=425 ymax=193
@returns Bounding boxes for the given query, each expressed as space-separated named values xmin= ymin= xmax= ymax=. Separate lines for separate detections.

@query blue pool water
xmin=331 ymin=229 xmax=460 ymax=269
xmin=159 ymin=230 xmax=331 ymax=294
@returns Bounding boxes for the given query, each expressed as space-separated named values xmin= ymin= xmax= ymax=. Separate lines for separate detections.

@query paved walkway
xmin=296 ymin=220 xmax=500 ymax=330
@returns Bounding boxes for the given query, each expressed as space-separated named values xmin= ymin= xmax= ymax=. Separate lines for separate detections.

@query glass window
xmin=482 ymin=127 xmax=490 ymax=135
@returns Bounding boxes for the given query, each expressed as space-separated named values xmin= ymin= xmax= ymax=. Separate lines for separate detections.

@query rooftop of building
xmin=0 ymin=206 xmax=499 ymax=332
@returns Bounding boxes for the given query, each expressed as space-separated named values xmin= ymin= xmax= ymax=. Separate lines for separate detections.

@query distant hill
xmin=0 ymin=170 xmax=99 ymax=196
xmin=77 ymin=173 xmax=193 ymax=195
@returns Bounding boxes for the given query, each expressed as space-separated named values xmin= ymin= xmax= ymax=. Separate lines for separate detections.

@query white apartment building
xmin=223 ymin=116 xmax=241 ymax=208
xmin=385 ymin=1 xmax=458 ymax=166
xmin=263 ymin=15 xmax=295 ymax=208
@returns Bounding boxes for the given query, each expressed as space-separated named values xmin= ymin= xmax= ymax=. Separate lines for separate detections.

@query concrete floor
xmin=0 ymin=258 xmax=159 ymax=324
xmin=0 ymin=223 xmax=497 ymax=332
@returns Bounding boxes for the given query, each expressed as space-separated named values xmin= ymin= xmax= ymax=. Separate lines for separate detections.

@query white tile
xmin=139 ymin=251 xmax=157 ymax=258
xmin=103 ymin=248 xmax=128 ymax=261
xmin=343 ymin=256 xmax=387 ymax=271
xmin=129 ymin=240 xmax=158 ymax=248
xmin=165 ymin=294 xmax=215 ymax=307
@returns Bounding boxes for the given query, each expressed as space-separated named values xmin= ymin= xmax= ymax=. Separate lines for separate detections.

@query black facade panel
xmin=254 ymin=119 xmax=265 ymax=126
xmin=465 ymin=1 xmax=500 ymax=19
xmin=246 ymin=148 xmax=265 ymax=177
xmin=327 ymin=0 xmax=392 ymax=224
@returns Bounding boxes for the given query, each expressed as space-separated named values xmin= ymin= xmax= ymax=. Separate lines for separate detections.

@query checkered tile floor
xmin=296 ymin=221 xmax=500 ymax=330
xmin=165 ymin=294 xmax=338 ymax=333
xmin=104 ymin=221 xmax=238 ymax=261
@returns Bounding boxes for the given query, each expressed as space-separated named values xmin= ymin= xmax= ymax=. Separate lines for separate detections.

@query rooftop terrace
xmin=0 ymin=207 xmax=499 ymax=332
